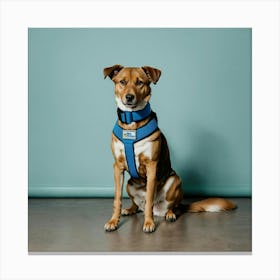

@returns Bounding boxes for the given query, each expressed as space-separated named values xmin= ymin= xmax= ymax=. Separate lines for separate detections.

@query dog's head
xmin=104 ymin=65 xmax=161 ymax=111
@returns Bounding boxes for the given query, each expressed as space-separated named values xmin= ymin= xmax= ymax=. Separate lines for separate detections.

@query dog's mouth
xmin=121 ymin=97 xmax=139 ymax=109
xmin=116 ymin=96 xmax=148 ymax=112
xmin=123 ymin=101 xmax=138 ymax=109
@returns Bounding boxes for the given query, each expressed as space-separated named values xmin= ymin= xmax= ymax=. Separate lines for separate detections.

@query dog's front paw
xmin=104 ymin=219 xmax=118 ymax=232
xmin=143 ymin=220 xmax=156 ymax=233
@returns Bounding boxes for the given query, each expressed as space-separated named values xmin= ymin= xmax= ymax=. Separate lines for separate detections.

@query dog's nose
xmin=125 ymin=94 xmax=135 ymax=103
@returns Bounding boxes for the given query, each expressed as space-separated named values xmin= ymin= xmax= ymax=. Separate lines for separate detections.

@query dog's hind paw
xmin=121 ymin=208 xmax=138 ymax=216
xmin=165 ymin=210 xmax=177 ymax=222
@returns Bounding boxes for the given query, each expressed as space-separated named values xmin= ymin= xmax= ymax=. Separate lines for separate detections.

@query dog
xmin=103 ymin=65 xmax=236 ymax=233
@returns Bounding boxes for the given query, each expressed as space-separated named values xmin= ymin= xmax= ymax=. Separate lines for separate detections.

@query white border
xmin=1 ymin=0 xmax=279 ymax=280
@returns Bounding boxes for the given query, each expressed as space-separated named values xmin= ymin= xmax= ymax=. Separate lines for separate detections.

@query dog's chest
xmin=112 ymin=137 xmax=153 ymax=170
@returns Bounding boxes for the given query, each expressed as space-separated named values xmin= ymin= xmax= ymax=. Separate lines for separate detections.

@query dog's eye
xmin=136 ymin=80 xmax=143 ymax=87
xmin=119 ymin=80 xmax=126 ymax=86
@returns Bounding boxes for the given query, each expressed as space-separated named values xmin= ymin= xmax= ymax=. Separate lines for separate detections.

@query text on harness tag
xmin=122 ymin=130 xmax=136 ymax=140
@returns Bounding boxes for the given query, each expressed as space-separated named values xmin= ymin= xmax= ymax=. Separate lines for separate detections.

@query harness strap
xmin=113 ymin=117 xmax=158 ymax=178
xmin=117 ymin=103 xmax=151 ymax=124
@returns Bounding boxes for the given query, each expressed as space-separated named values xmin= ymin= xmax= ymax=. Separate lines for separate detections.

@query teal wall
xmin=28 ymin=28 xmax=251 ymax=197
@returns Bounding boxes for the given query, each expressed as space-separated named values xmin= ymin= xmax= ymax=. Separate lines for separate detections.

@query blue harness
xmin=113 ymin=103 xmax=158 ymax=179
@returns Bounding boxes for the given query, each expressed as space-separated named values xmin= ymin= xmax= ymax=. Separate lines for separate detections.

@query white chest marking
xmin=113 ymin=137 xmax=152 ymax=171
xmin=113 ymin=129 xmax=153 ymax=178
xmin=134 ymin=138 xmax=153 ymax=169
xmin=113 ymin=139 xmax=125 ymax=160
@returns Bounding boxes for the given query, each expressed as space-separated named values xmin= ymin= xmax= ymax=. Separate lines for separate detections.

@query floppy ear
xmin=103 ymin=64 xmax=124 ymax=80
xmin=141 ymin=66 xmax=161 ymax=84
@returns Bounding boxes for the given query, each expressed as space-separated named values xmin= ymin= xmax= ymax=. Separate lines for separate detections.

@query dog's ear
xmin=141 ymin=66 xmax=161 ymax=84
xmin=103 ymin=65 xmax=124 ymax=80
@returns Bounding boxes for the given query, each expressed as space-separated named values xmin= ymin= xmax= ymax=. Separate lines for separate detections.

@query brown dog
xmin=104 ymin=65 xmax=235 ymax=233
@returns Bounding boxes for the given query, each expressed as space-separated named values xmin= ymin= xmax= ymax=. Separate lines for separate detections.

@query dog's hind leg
xmin=121 ymin=179 xmax=142 ymax=216
xmin=121 ymin=201 xmax=138 ymax=216
xmin=164 ymin=174 xmax=183 ymax=222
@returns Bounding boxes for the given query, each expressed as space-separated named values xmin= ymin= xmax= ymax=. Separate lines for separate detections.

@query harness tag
xmin=122 ymin=130 xmax=136 ymax=140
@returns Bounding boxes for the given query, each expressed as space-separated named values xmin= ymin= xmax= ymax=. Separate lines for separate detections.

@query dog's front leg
xmin=143 ymin=161 xmax=157 ymax=233
xmin=104 ymin=163 xmax=124 ymax=231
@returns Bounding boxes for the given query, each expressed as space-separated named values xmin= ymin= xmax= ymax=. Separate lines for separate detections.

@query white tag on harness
xmin=122 ymin=130 xmax=136 ymax=140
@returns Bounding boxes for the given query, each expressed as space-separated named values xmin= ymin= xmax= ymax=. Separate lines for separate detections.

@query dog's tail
xmin=186 ymin=198 xmax=236 ymax=213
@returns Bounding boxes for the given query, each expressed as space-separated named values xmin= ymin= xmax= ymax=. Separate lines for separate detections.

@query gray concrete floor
xmin=28 ymin=198 xmax=251 ymax=253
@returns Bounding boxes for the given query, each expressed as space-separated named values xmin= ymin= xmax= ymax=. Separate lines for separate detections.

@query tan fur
xmin=188 ymin=198 xmax=236 ymax=213
xmin=104 ymin=65 xmax=237 ymax=233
